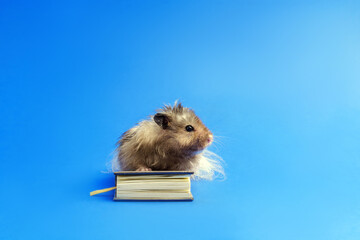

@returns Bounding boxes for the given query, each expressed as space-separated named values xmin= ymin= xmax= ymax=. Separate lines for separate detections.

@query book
xmin=114 ymin=171 xmax=194 ymax=201
xmin=90 ymin=171 xmax=194 ymax=201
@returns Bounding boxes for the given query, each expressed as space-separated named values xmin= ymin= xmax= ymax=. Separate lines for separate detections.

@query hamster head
xmin=153 ymin=102 xmax=213 ymax=155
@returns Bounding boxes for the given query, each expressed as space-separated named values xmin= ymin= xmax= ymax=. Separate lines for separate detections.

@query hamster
xmin=113 ymin=102 xmax=224 ymax=180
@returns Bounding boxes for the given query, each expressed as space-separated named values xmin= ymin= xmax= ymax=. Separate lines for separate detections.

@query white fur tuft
xmin=101 ymin=150 xmax=120 ymax=174
xmin=192 ymin=149 xmax=225 ymax=180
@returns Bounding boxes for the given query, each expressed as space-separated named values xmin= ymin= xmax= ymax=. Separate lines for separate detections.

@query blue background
xmin=1 ymin=0 xmax=360 ymax=239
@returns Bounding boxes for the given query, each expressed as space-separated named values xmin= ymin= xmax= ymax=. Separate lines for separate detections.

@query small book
xmin=114 ymin=171 xmax=194 ymax=201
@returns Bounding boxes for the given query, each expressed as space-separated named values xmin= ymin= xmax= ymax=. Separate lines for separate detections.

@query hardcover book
xmin=114 ymin=171 xmax=194 ymax=201
xmin=90 ymin=171 xmax=194 ymax=201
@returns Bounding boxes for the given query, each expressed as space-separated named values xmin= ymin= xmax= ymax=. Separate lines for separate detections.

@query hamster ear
xmin=154 ymin=113 xmax=170 ymax=129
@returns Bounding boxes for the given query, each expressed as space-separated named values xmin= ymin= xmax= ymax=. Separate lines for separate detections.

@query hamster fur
xmin=111 ymin=102 xmax=224 ymax=180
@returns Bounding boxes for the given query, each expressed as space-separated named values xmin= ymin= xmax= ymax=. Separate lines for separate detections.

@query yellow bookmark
xmin=90 ymin=186 xmax=116 ymax=196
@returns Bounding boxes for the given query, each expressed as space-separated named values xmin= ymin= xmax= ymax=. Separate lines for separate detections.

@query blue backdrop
xmin=1 ymin=0 xmax=360 ymax=239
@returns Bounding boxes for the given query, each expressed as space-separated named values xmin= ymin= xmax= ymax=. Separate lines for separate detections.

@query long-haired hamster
xmin=112 ymin=102 xmax=224 ymax=180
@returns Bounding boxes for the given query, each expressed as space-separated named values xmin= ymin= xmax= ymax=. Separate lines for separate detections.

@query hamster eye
xmin=185 ymin=125 xmax=194 ymax=132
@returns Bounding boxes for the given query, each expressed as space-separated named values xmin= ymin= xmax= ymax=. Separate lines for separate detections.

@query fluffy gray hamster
xmin=113 ymin=102 xmax=224 ymax=180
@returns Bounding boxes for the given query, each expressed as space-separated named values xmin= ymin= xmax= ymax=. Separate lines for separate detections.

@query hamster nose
xmin=207 ymin=134 xmax=213 ymax=143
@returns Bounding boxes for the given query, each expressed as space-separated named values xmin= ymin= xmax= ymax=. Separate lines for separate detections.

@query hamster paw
xmin=136 ymin=167 xmax=152 ymax=171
